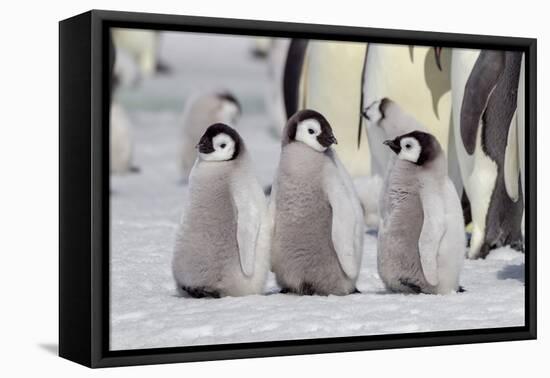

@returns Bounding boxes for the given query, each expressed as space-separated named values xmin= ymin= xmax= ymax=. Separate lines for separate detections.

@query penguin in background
xmin=283 ymin=39 xmax=308 ymax=120
xmin=270 ymin=110 xmax=364 ymax=296
xmin=111 ymin=28 xmax=170 ymax=87
xmin=361 ymin=44 xmax=460 ymax=189
xmin=179 ymin=91 xmax=241 ymax=181
xmin=172 ymin=124 xmax=270 ymax=298
xmin=109 ymin=32 xmax=139 ymax=175
xmin=451 ymin=49 xmax=524 ymax=259
xmin=110 ymin=103 xmax=139 ymax=174
xmin=249 ymin=37 xmax=274 ymax=59
xmin=262 ymin=38 xmax=291 ymax=137
xmin=296 ymin=40 xmax=371 ymax=178
xmin=363 ymin=98 xmax=431 ymax=223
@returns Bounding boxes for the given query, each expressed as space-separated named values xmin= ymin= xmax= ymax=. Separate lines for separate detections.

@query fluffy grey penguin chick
xmin=172 ymin=123 xmax=269 ymax=298
xmin=270 ymin=109 xmax=365 ymax=296
xmin=179 ymin=91 xmax=241 ymax=181
xmin=376 ymin=119 xmax=465 ymax=294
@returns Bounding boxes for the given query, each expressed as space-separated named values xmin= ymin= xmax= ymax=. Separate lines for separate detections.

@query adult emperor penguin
xmin=451 ymin=49 xmax=524 ymax=259
xmin=172 ymin=124 xmax=269 ymax=298
xmin=179 ymin=91 xmax=241 ymax=180
xmin=297 ymin=41 xmax=371 ymax=178
xmin=363 ymin=98 xmax=430 ymax=221
xmin=110 ymin=103 xmax=139 ymax=174
xmin=378 ymin=128 xmax=465 ymax=294
xmin=361 ymin=44 xmax=459 ymax=189
xmin=283 ymin=39 xmax=308 ymax=119
xmin=270 ymin=110 xmax=364 ymax=296
xmin=263 ymin=38 xmax=291 ymax=137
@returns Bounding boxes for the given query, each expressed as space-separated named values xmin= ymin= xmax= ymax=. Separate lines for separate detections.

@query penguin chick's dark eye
xmin=405 ymin=144 xmax=411 ymax=149
xmin=220 ymin=143 xmax=226 ymax=149
xmin=308 ymin=128 xmax=315 ymax=135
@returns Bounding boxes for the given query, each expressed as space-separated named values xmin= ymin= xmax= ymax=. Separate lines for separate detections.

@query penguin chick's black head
xmin=217 ymin=91 xmax=242 ymax=115
xmin=196 ymin=123 xmax=241 ymax=161
xmin=383 ymin=130 xmax=441 ymax=166
xmin=286 ymin=109 xmax=337 ymax=151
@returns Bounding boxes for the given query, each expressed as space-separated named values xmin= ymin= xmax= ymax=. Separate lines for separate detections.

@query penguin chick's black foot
xmin=457 ymin=286 xmax=466 ymax=293
xmin=181 ymin=286 xmax=220 ymax=299
xmin=398 ymin=278 xmax=422 ymax=294
xmin=298 ymin=282 xmax=316 ymax=296
xmin=352 ymin=288 xmax=362 ymax=294
xmin=280 ymin=282 xmax=317 ymax=296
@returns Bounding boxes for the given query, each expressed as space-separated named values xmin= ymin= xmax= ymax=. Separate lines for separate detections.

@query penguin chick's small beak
xmin=318 ymin=132 xmax=338 ymax=147
xmin=383 ymin=139 xmax=401 ymax=154
xmin=195 ymin=140 xmax=215 ymax=154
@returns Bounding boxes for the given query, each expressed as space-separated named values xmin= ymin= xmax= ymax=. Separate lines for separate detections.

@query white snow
xmin=109 ymin=31 xmax=525 ymax=351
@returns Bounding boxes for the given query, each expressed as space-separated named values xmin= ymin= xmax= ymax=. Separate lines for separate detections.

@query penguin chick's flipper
xmin=418 ymin=182 xmax=446 ymax=286
xmin=181 ymin=286 xmax=221 ymax=299
xmin=231 ymin=178 xmax=263 ymax=277
xmin=324 ymin=155 xmax=364 ymax=280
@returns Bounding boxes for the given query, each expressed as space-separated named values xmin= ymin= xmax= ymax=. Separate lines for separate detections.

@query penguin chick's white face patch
xmin=199 ymin=133 xmax=236 ymax=162
xmin=397 ymin=137 xmax=421 ymax=163
xmin=295 ymin=119 xmax=327 ymax=152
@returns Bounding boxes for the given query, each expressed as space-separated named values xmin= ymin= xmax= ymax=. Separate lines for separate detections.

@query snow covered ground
xmin=109 ymin=31 xmax=525 ymax=351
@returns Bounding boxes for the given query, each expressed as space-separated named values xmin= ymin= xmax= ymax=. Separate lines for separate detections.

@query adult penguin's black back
xmin=283 ymin=39 xmax=308 ymax=119
xmin=462 ymin=50 xmax=524 ymax=257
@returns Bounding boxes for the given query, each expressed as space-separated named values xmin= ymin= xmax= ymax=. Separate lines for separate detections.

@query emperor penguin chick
xmin=270 ymin=110 xmax=365 ymax=296
xmin=378 ymin=129 xmax=465 ymax=294
xmin=172 ymin=124 xmax=269 ymax=298
xmin=179 ymin=92 xmax=241 ymax=181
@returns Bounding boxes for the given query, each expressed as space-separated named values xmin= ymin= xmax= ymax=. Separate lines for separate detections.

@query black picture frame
xmin=59 ymin=9 xmax=537 ymax=368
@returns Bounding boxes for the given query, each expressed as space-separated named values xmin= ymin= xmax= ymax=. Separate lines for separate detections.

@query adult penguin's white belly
xmin=362 ymin=44 xmax=452 ymax=177
xmin=301 ymin=41 xmax=370 ymax=177
xmin=451 ymin=48 xmax=493 ymax=259
xmin=363 ymin=43 xmax=451 ymax=175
